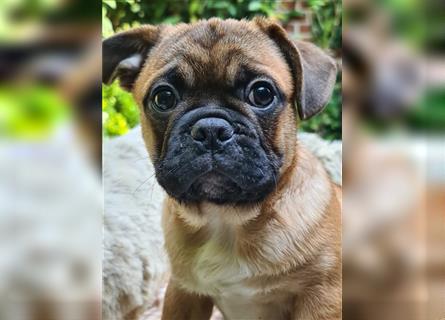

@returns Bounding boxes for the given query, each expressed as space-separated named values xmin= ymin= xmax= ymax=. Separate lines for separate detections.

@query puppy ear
xmin=254 ymin=18 xmax=337 ymax=120
xmin=103 ymin=25 xmax=160 ymax=91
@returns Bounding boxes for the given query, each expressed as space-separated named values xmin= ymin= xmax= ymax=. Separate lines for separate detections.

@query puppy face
xmin=136 ymin=21 xmax=293 ymax=204
xmin=103 ymin=18 xmax=337 ymax=205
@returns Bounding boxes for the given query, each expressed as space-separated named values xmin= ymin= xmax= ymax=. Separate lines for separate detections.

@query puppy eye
xmin=247 ymin=82 xmax=275 ymax=108
xmin=152 ymin=88 xmax=177 ymax=111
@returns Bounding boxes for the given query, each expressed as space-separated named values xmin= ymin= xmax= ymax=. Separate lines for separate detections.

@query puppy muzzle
xmin=155 ymin=107 xmax=280 ymax=204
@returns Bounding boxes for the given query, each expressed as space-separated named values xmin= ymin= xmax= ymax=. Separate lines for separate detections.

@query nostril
xmin=191 ymin=125 xmax=206 ymax=142
xmin=217 ymin=126 xmax=234 ymax=142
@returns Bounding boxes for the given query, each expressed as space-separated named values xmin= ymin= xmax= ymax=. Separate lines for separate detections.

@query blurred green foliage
xmin=102 ymin=82 xmax=140 ymax=136
xmin=1 ymin=0 xmax=100 ymax=41
xmin=300 ymin=81 xmax=342 ymax=140
xmin=103 ymin=0 xmax=302 ymax=33
xmin=303 ymin=0 xmax=341 ymax=139
xmin=102 ymin=0 xmax=342 ymax=140
xmin=0 ymin=86 xmax=69 ymax=140
xmin=407 ymin=88 xmax=445 ymax=132
xmin=361 ymin=88 xmax=445 ymax=135
xmin=308 ymin=0 xmax=341 ymax=51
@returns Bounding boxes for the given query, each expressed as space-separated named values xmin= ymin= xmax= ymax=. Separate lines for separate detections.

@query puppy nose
xmin=191 ymin=117 xmax=234 ymax=148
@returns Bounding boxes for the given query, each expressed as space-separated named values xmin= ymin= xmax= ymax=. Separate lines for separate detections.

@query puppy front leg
xmin=293 ymin=284 xmax=341 ymax=320
xmin=161 ymin=280 xmax=213 ymax=320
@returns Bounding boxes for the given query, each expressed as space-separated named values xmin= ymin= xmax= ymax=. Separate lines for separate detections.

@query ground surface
xmin=141 ymin=285 xmax=223 ymax=320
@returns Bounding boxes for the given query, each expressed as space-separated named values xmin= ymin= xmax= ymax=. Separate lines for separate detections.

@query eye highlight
xmin=151 ymin=86 xmax=177 ymax=112
xmin=247 ymin=82 xmax=276 ymax=108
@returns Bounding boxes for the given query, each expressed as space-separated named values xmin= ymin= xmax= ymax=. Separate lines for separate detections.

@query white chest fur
xmin=189 ymin=212 xmax=254 ymax=296
xmin=185 ymin=211 xmax=292 ymax=320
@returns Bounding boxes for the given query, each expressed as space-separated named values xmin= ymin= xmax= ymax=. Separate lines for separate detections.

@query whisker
xmin=132 ymin=171 xmax=157 ymax=194
xmin=132 ymin=159 xmax=193 ymax=195
xmin=272 ymin=171 xmax=278 ymax=190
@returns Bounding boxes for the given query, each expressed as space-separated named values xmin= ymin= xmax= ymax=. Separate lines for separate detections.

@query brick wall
xmin=279 ymin=0 xmax=313 ymax=41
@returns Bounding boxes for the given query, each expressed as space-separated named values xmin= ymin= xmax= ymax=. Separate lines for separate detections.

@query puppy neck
xmin=173 ymin=144 xmax=331 ymax=230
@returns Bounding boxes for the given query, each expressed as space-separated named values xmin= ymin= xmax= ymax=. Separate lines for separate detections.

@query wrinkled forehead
xmin=135 ymin=21 xmax=292 ymax=100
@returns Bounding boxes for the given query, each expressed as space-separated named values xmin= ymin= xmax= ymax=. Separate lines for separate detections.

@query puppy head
xmin=103 ymin=18 xmax=336 ymax=204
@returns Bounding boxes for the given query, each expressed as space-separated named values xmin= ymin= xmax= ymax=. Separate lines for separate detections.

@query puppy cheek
xmin=273 ymin=107 xmax=297 ymax=166
xmin=140 ymin=118 xmax=159 ymax=159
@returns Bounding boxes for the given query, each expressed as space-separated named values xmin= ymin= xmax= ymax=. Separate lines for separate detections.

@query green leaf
xmin=228 ymin=4 xmax=237 ymax=16
xmin=104 ymin=0 xmax=116 ymax=9
xmin=211 ymin=2 xmax=229 ymax=9
xmin=102 ymin=17 xmax=114 ymax=38
xmin=248 ymin=1 xmax=262 ymax=12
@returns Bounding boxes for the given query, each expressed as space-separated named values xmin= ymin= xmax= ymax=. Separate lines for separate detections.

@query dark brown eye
xmin=248 ymin=82 xmax=275 ymax=107
xmin=153 ymin=89 xmax=176 ymax=111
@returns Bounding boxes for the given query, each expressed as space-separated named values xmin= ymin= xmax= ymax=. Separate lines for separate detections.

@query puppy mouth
xmin=189 ymin=170 xmax=243 ymax=201
xmin=156 ymin=155 xmax=245 ymax=195
xmin=155 ymin=149 xmax=279 ymax=204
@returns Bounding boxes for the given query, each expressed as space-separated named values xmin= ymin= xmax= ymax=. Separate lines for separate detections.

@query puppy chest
xmin=189 ymin=247 xmax=293 ymax=320
xmin=188 ymin=238 xmax=255 ymax=295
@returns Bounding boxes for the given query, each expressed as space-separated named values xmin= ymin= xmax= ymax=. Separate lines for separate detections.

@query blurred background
xmin=342 ymin=0 xmax=445 ymax=319
xmin=0 ymin=0 xmax=101 ymax=320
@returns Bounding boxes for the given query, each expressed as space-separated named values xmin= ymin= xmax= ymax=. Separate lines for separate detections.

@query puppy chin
xmin=187 ymin=172 xmax=243 ymax=204
xmin=158 ymin=165 xmax=278 ymax=205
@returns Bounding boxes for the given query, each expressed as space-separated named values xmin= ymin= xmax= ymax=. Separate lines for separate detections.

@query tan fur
xmin=162 ymin=146 xmax=341 ymax=320
xmin=104 ymin=17 xmax=340 ymax=320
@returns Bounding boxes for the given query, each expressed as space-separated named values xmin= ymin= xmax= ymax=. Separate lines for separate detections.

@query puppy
xmin=103 ymin=18 xmax=341 ymax=320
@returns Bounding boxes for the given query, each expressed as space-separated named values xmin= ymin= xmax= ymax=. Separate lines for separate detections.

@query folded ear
xmin=254 ymin=18 xmax=337 ymax=120
xmin=103 ymin=25 xmax=160 ymax=91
